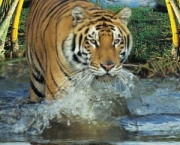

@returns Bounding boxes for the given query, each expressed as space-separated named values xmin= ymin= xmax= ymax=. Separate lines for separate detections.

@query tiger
xmin=26 ymin=0 xmax=132 ymax=102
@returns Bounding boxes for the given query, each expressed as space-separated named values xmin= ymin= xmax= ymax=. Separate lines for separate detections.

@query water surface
xmin=0 ymin=59 xmax=180 ymax=145
xmin=91 ymin=0 xmax=165 ymax=8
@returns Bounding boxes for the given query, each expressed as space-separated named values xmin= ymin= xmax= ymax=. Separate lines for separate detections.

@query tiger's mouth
xmin=95 ymin=75 xmax=115 ymax=82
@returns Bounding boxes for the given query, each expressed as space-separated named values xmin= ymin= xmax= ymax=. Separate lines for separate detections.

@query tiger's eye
xmin=90 ymin=39 xmax=96 ymax=44
xmin=114 ymin=39 xmax=120 ymax=45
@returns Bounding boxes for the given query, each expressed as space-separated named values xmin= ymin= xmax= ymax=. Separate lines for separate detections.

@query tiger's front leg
xmin=29 ymin=69 xmax=45 ymax=102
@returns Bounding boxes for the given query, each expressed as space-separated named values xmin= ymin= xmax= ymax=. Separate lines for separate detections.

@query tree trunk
xmin=11 ymin=0 xmax=24 ymax=52
xmin=0 ymin=0 xmax=19 ymax=60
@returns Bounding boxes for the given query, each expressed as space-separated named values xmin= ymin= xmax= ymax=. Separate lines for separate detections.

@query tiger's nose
xmin=100 ymin=61 xmax=115 ymax=71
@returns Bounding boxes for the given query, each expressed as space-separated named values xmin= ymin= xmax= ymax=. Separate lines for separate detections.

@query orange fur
xmin=26 ymin=0 xmax=132 ymax=102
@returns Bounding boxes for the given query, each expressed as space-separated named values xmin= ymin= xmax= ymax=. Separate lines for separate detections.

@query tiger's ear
xmin=114 ymin=7 xmax=131 ymax=25
xmin=72 ymin=6 xmax=87 ymax=26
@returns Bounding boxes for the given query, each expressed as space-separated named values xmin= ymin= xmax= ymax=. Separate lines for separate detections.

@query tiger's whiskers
xmin=71 ymin=69 xmax=95 ymax=90
xmin=57 ymin=66 xmax=139 ymax=100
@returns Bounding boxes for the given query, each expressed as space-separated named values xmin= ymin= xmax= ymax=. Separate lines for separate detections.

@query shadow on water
xmin=0 ymin=59 xmax=180 ymax=145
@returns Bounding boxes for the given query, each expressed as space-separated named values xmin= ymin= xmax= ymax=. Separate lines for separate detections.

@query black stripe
xmin=88 ymin=7 xmax=102 ymax=11
xmin=96 ymin=24 xmax=102 ymax=28
xmin=72 ymin=34 xmax=76 ymax=51
xmin=56 ymin=57 xmax=71 ymax=81
xmin=124 ymin=36 xmax=127 ymax=50
xmin=83 ymin=62 xmax=88 ymax=65
xmin=32 ymin=69 xmax=44 ymax=83
xmin=121 ymin=51 xmax=126 ymax=56
xmin=88 ymin=34 xmax=93 ymax=38
xmin=33 ymin=49 xmax=45 ymax=72
xmin=96 ymin=27 xmax=101 ymax=30
xmin=79 ymin=34 xmax=83 ymax=49
xmin=126 ymin=34 xmax=130 ymax=51
xmin=30 ymin=0 xmax=42 ymax=28
xmin=120 ymin=57 xmax=125 ymax=63
xmin=104 ymin=14 xmax=113 ymax=18
xmin=42 ymin=0 xmax=68 ymax=23
xmin=85 ymin=28 xmax=89 ymax=34
xmin=82 ymin=52 xmax=88 ymax=56
xmin=96 ymin=17 xmax=112 ymax=22
xmin=95 ymin=25 xmax=102 ymax=30
xmin=30 ymin=80 xmax=44 ymax=99
xmin=73 ymin=54 xmax=81 ymax=63
xmin=95 ymin=41 xmax=98 ymax=48
xmin=50 ymin=67 xmax=58 ymax=88
xmin=73 ymin=53 xmax=88 ymax=65
xmin=77 ymin=51 xmax=82 ymax=56
xmin=46 ymin=67 xmax=58 ymax=97
xmin=55 ymin=24 xmax=72 ymax=81
xmin=118 ymin=28 xmax=123 ymax=35
xmin=92 ymin=14 xmax=103 ymax=17
xmin=110 ymin=27 xmax=115 ymax=31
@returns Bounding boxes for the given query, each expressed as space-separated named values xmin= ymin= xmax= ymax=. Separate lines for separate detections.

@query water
xmin=0 ymin=59 xmax=180 ymax=144
xmin=91 ymin=0 xmax=165 ymax=8
xmin=0 ymin=59 xmax=137 ymax=134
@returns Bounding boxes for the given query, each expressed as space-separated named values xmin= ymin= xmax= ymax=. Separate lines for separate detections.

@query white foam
xmin=3 ymin=69 xmax=142 ymax=134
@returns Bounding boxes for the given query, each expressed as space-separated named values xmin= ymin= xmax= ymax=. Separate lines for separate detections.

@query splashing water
xmin=0 ymin=68 xmax=140 ymax=135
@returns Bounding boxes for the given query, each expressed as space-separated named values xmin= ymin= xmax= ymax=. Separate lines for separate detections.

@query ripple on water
xmin=120 ymin=77 xmax=180 ymax=140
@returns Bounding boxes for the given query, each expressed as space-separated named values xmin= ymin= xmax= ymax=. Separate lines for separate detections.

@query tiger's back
xmin=26 ymin=0 xmax=132 ymax=102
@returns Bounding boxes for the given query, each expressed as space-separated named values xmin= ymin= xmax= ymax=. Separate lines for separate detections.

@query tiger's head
xmin=63 ymin=6 xmax=132 ymax=82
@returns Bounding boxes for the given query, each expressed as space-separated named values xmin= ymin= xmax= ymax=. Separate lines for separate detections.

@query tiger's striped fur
xmin=26 ymin=0 xmax=132 ymax=102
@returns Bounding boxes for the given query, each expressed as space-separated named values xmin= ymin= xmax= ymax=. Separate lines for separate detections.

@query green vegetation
xmin=129 ymin=8 xmax=172 ymax=62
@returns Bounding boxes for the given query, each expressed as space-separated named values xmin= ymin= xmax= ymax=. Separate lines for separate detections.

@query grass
xmin=128 ymin=8 xmax=172 ymax=62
